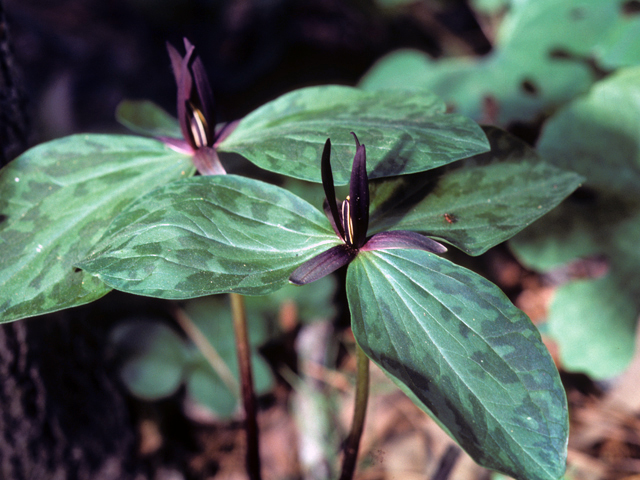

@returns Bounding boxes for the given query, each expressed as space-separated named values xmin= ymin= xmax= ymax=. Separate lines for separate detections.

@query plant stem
xmin=230 ymin=292 xmax=262 ymax=480
xmin=172 ymin=305 xmax=239 ymax=397
xmin=339 ymin=342 xmax=370 ymax=480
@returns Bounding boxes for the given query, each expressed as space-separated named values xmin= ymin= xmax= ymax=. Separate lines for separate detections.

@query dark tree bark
xmin=0 ymin=312 xmax=152 ymax=480
xmin=0 ymin=0 xmax=28 ymax=166
xmin=0 ymin=3 xmax=154 ymax=478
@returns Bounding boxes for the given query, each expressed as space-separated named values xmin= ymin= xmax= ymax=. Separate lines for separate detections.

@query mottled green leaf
xmin=347 ymin=249 xmax=568 ymax=480
xmin=510 ymin=69 xmax=640 ymax=378
xmin=358 ymin=50 xmax=434 ymax=92
xmin=548 ymin=276 xmax=638 ymax=380
xmin=360 ymin=50 xmax=590 ymax=126
xmin=361 ymin=0 xmax=636 ymax=125
xmin=218 ymin=86 xmax=489 ymax=184
xmin=509 ymin=193 xmax=618 ymax=271
xmin=596 ymin=17 xmax=640 ymax=69
xmin=111 ymin=320 xmax=189 ymax=400
xmin=0 ymin=134 xmax=195 ymax=322
xmin=511 ymin=68 xmax=640 ymax=270
xmin=368 ymin=127 xmax=582 ymax=255
xmin=537 ymin=66 xmax=640 ymax=196
xmin=79 ymin=175 xmax=340 ymax=298
xmin=116 ymin=100 xmax=182 ymax=138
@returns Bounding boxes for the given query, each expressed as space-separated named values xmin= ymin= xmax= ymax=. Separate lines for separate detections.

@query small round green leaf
xmin=112 ymin=320 xmax=188 ymax=400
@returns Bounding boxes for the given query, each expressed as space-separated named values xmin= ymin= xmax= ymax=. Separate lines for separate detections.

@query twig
xmin=230 ymin=292 xmax=262 ymax=480
xmin=431 ymin=445 xmax=461 ymax=480
xmin=339 ymin=342 xmax=370 ymax=480
xmin=172 ymin=305 xmax=239 ymax=397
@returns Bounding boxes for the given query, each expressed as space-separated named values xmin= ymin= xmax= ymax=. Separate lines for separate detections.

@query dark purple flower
xmin=289 ymin=134 xmax=447 ymax=285
xmin=162 ymin=38 xmax=237 ymax=175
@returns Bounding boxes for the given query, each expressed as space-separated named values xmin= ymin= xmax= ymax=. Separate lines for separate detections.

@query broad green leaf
xmin=537 ymin=67 xmax=640 ymax=196
xmin=512 ymin=68 xmax=640 ymax=270
xmin=358 ymin=50 xmax=433 ymax=92
xmin=116 ymin=100 xmax=182 ymax=138
xmin=361 ymin=1 xmax=637 ymax=125
xmin=596 ymin=17 xmax=640 ymax=69
xmin=0 ymin=134 xmax=194 ymax=322
xmin=79 ymin=175 xmax=340 ymax=298
xmin=511 ymin=70 xmax=640 ymax=378
xmin=362 ymin=49 xmax=592 ymax=125
xmin=186 ymin=364 xmax=239 ymax=418
xmin=111 ymin=320 xmax=188 ymax=400
xmin=509 ymin=192 xmax=621 ymax=271
xmin=217 ymin=86 xmax=489 ymax=184
xmin=548 ymin=276 xmax=638 ymax=380
xmin=497 ymin=0 xmax=619 ymax=55
xmin=368 ymin=127 xmax=583 ymax=255
xmin=347 ymin=249 xmax=568 ymax=480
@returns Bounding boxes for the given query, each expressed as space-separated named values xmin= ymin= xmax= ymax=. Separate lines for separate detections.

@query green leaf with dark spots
xmin=116 ymin=100 xmax=182 ymax=138
xmin=361 ymin=0 xmax=635 ymax=125
xmin=368 ymin=127 xmax=583 ymax=255
xmin=347 ymin=249 xmax=568 ymax=480
xmin=536 ymin=67 xmax=640 ymax=196
xmin=510 ymin=69 xmax=640 ymax=378
xmin=217 ymin=86 xmax=489 ymax=184
xmin=0 ymin=134 xmax=195 ymax=322
xmin=79 ymin=175 xmax=341 ymax=298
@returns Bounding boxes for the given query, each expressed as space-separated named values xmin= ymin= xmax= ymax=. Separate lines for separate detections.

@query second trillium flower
xmin=163 ymin=38 xmax=235 ymax=175
xmin=290 ymin=134 xmax=447 ymax=285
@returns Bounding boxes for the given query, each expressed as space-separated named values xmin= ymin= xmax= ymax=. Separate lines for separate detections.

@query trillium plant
xmin=0 ymin=39 xmax=582 ymax=480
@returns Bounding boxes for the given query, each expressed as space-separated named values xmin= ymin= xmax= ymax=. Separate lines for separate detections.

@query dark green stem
xmin=230 ymin=292 xmax=261 ymax=480
xmin=339 ymin=342 xmax=370 ymax=480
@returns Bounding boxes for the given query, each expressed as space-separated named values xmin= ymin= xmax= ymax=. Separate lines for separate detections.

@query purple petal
xmin=289 ymin=244 xmax=356 ymax=285
xmin=166 ymin=42 xmax=183 ymax=85
xmin=158 ymin=137 xmax=193 ymax=155
xmin=192 ymin=147 xmax=226 ymax=175
xmin=176 ymin=44 xmax=196 ymax=148
xmin=214 ymin=120 xmax=240 ymax=145
xmin=361 ymin=231 xmax=447 ymax=254
xmin=321 ymin=138 xmax=345 ymax=241
xmin=323 ymin=198 xmax=344 ymax=239
xmin=189 ymin=56 xmax=216 ymax=145
xmin=349 ymin=133 xmax=369 ymax=248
